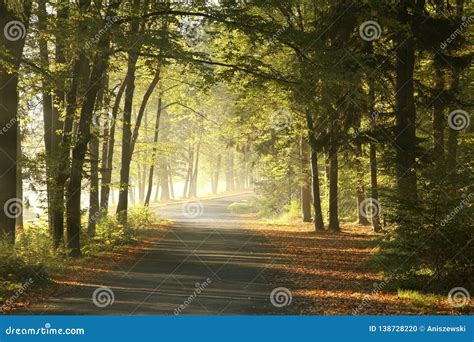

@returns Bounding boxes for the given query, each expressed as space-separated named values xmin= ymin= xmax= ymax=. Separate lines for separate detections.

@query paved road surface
xmin=19 ymin=193 xmax=294 ymax=315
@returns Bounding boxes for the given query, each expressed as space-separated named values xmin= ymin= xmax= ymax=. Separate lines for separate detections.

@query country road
xmin=20 ymin=193 xmax=295 ymax=315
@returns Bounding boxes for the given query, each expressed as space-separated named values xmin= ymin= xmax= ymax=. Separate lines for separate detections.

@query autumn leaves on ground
xmin=249 ymin=222 xmax=471 ymax=315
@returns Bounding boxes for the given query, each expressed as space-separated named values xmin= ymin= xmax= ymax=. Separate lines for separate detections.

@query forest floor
xmin=245 ymin=220 xmax=472 ymax=315
xmin=6 ymin=193 xmax=471 ymax=315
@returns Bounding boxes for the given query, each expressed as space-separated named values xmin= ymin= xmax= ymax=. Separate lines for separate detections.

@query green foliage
xmin=375 ymin=170 xmax=473 ymax=292
xmin=228 ymin=199 xmax=259 ymax=214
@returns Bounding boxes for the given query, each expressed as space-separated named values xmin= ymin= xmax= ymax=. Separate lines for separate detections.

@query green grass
xmin=397 ymin=289 xmax=441 ymax=308
xmin=0 ymin=205 xmax=158 ymax=310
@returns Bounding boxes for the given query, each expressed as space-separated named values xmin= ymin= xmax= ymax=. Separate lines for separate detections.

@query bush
xmin=375 ymin=172 xmax=473 ymax=292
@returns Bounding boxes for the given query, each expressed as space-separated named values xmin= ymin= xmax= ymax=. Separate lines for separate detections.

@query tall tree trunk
xmin=355 ymin=138 xmax=370 ymax=226
xmin=116 ymin=51 xmax=139 ymax=223
xmin=394 ymin=1 xmax=418 ymax=200
xmin=168 ymin=165 xmax=175 ymax=199
xmin=16 ymin=124 xmax=23 ymax=230
xmin=225 ymin=150 xmax=235 ymax=192
xmin=145 ymin=96 xmax=162 ymax=206
xmin=65 ymin=1 xmax=118 ymax=257
xmin=100 ymin=79 xmax=126 ymax=212
xmin=300 ymin=137 xmax=312 ymax=222
xmin=328 ymin=147 xmax=340 ymax=232
xmin=0 ymin=2 xmax=30 ymax=242
xmin=211 ymin=154 xmax=222 ymax=194
xmin=189 ymin=141 xmax=201 ymax=198
xmin=88 ymin=78 xmax=106 ymax=236
xmin=160 ymin=160 xmax=170 ymax=201
xmin=38 ymin=0 xmax=55 ymax=231
xmin=432 ymin=63 xmax=445 ymax=170
xmin=369 ymin=143 xmax=382 ymax=232
xmin=368 ymin=81 xmax=382 ymax=232
xmin=305 ymin=110 xmax=325 ymax=231
xmin=183 ymin=146 xmax=194 ymax=198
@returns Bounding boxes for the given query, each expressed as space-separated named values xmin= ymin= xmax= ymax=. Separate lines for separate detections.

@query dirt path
xmin=19 ymin=194 xmax=294 ymax=315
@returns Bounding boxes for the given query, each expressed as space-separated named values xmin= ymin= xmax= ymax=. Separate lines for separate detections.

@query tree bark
xmin=0 ymin=1 xmax=30 ymax=242
xmin=328 ymin=147 xmax=340 ymax=232
xmin=300 ymin=137 xmax=312 ymax=222
xmin=394 ymin=1 xmax=418 ymax=200
xmin=145 ymin=96 xmax=162 ymax=206
xmin=100 ymin=79 xmax=126 ymax=211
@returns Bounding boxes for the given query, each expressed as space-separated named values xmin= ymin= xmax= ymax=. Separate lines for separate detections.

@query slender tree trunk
xmin=145 ymin=96 xmax=162 ymax=206
xmin=183 ymin=146 xmax=194 ymax=198
xmin=432 ymin=64 xmax=445 ymax=170
xmin=328 ymin=147 xmax=340 ymax=232
xmin=88 ymin=78 xmax=106 ymax=236
xmin=212 ymin=154 xmax=222 ymax=194
xmin=116 ymin=52 xmax=139 ymax=223
xmin=168 ymin=165 xmax=175 ymax=199
xmin=189 ymin=141 xmax=201 ymax=197
xmin=225 ymin=150 xmax=235 ymax=192
xmin=300 ymin=137 xmax=312 ymax=222
xmin=16 ymin=124 xmax=23 ymax=230
xmin=355 ymin=139 xmax=370 ymax=226
xmin=160 ymin=160 xmax=170 ymax=201
xmin=304 ymin=109 xmax=325 ymax=231
xmin=369 ymin=143 xmax=382 ymax=231
xmin=100 ymin=79 xmax=126 ymax=212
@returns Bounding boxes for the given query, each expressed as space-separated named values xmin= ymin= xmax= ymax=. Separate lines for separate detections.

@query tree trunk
xmin=88 ymin=78 xmax=106 ymax=236
xmin=212 ymin=154 xmax=222 ymax=194
xmin=355 ymin=141 xmax=370 ymax=226
xmin=65 ymin=1 xmax=118 ymax=256
xmin=16 ymin=124 xmax=23 ymax=230
xmin=100 ymin=79 xmax=126 ymax=212
xmin=328 ymin=147 xmax=340 ymax=232
xmin=145 ymin=96 xmax=162 ymax=206
xmin=394 ymin=2 xmax=418 ymax=200
xmin=369 ymin=142 xmax=382 ymax=232
xmin=0 ymin=2 xmax=30 ymax=242
xmin=225 ymin=150 xmax=235 ymax=192
xmin=189 ymin=141 xmax=201 ymax=198
xmin=160 ymin=160 xmax=170 ymax=201
xmin=300 ymin=137 xmax=312 ymax=222
xmin=432 ymin=63 xmax=445 ymax=170
xmin=116 ymin=51 xmax=139 ymax=223
xmin=183 ymin=146 xmax=194 ymax=198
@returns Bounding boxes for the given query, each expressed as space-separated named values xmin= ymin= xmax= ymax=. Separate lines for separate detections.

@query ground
xmin=8 ymin=193 xmax=472 ymax=315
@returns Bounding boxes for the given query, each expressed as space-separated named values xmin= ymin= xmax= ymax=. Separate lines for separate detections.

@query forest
xmin=0 ymin=0 xmax=472 ymax=315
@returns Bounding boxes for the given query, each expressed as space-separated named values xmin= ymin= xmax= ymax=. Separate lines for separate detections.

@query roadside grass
xmin=0 ymin=206 xmax=169 ymax=313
